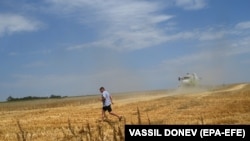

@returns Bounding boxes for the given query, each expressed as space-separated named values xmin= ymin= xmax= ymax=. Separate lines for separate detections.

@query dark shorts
xmin=103 ymin=105 xmax=112 ymax=112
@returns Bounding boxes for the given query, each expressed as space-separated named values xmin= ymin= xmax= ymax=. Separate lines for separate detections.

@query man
xmin=99 ymin=87 xmax=122 ymax=121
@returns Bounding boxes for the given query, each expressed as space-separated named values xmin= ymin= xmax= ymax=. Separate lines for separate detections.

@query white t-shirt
xmin=102 ymin=90 xmax=112 ymax=106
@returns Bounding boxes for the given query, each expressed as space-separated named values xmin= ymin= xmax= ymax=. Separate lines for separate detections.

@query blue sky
xmin=0 ymin=0 xmax=250 ymax=101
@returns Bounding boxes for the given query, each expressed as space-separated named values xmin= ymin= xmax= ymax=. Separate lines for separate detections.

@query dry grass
xmin=0 ymin=83 xmax=249 ymax=141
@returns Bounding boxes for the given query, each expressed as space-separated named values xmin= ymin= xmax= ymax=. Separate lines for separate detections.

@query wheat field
xmin=0 ymin=83 xmax=249 ymax=141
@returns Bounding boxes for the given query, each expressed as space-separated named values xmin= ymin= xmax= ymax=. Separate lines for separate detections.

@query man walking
xmin=99 ymin=87 xmax=122 ymax=121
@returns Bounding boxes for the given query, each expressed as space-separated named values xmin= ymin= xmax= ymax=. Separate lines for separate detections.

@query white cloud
xmin=161 ymin=22 xmax=250 ymax=70
xmin=235 ymin=21 xmax=250 ymax=29
xmin=8 ymin=52 xmax=19 ymax=56
xmin=46 ymin=0 xmax=174 ymax=51
xmin=164 ymin=36 xmax=250 ymax=68
xmin=199 ymin=30 xmax=225 ymax=41
xmin=175 ymin=0 xmax=207 ymax=10
xmin=67 ymin=19 xmax=250 ymax=52
xmin=0 ymin=13 xmax=43 ymax=36
xmin=46 ymin=0 xmax=250 ymax=54
xmin=229 ymin=36 xmax=250 ymax=56
xmin=165 ymin=31 xmax=196 ymax=41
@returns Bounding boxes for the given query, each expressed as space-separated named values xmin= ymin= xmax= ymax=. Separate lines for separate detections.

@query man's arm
xmin=101 ymin=95 xmax=105 ymax=102
xmin=110 ymin=95 xmax=114 ymax=104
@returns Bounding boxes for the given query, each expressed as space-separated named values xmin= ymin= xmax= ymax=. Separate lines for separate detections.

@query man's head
xmin=99 ymin=87 xmax=105 ymax=93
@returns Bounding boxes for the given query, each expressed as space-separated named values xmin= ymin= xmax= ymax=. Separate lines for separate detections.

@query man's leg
xmin=107 ymin=105 xmax=122 ymax=121
xmin=102 ymin=108 xmax=107 ymax=120
xmin=109 ymin=111 xmax=122 ymax=121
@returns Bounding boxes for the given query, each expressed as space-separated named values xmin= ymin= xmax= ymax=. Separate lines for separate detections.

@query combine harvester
xmin=178 ymin=73 xmax=201 ymax=88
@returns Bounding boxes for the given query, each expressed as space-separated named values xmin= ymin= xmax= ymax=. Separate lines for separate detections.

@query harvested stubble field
xmin=0 ymin=83 xmax=250 ymax=141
